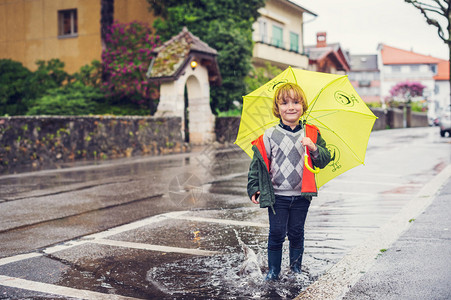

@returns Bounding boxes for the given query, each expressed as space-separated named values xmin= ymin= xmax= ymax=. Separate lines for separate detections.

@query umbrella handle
xmin=304 ymin=147 xmax=320 ymax=174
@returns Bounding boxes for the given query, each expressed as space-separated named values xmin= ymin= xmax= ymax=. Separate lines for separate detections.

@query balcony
xmin=252 ymin=41 xmax=309 ymax=69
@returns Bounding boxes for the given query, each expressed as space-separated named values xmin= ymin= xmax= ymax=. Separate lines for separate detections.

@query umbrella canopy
xmin=235 ymin=66 xmax=377 ymax=188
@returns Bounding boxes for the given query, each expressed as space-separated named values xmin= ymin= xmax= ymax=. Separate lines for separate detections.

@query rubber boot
xmin=290 ymin=248 xmax=303 ymax=274
xmin=265 ymin=249 xmax=282 ymax=281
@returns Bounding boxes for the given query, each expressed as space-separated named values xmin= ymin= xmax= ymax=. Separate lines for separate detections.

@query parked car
xmin=439 ymin=111 xmax=451 ymax=137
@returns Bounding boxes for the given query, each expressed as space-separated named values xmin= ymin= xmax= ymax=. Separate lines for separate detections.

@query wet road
xmin=0 ymin=127 xmax=450 ymax=299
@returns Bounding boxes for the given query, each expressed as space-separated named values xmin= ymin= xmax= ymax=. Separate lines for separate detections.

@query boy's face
xmin=277 ymin=89 xmax=303 ymax=126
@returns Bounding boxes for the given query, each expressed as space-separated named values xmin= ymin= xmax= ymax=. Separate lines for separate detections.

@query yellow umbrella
xmin=235 ymin=66 xmax=377 ymax=188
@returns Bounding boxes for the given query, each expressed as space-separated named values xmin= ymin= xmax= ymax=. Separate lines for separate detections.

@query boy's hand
xmin=251 ymin=191 xmax=260 ymax=204
xmin=302 ymin=137 xmax=317 ymax=152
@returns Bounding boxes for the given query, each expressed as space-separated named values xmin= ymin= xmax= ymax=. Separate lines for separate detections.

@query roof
xmin=379 ymin=44 xmax=449 ymax=80
xmin=146 ymin=27 xmax=221 ymax=85
xmin=286 ymin=0 xmax=317 ymax=16
xmin=379 ymin=44 xmax=443 ymax=65
xmin=434 ymin=59 xmax=450 ymax=81
xmin=350 ymin=55 xmax=378 ymax=71
xmin=304 ymin=43 xmax=351 ymax=72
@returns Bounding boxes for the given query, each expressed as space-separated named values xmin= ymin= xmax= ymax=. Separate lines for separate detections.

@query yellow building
xmin=0 ymin=0 xmax=156 ymax=74
xmin=0 ymin=0 xmax=318 ymax=74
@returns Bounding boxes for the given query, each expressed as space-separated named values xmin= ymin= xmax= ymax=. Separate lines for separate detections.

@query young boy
xmin=247 ymin=82 xmax=331 ymax=280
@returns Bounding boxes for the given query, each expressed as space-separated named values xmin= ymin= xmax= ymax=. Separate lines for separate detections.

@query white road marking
xmin=91 ymin=238 xmax=220 ymax=256
xmin=320 ymin=190 xmax=412 ymax=197
xmin=43 ymin=240 xmax=89 ymax=254
xmin=0 ymin=253 xmax=42 ymax=266
xmin=0 ymin=275 xmax=138 ymax=299
xmin=169 ymin=215 xmax=269 ymax=228
xmin=85 ymin=211 xmax=188 ymax=240
xmin=325 ymin=179 xmax=422 ymax=187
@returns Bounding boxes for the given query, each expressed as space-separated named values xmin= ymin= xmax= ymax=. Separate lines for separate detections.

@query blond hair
xmin=272 ymin=83 xmax=308 ymax=119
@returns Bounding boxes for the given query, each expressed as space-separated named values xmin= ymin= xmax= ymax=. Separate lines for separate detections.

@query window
xmin=259 ymin=19 xmax=268 ymax=43
xmin=410 ymin=65 xmax=419 ymax=72
xmin=272 ymin=25 xmax=283 ymax=48
xmin=290 ymin=32 xmax=299 ymax=52
xmin=58 ymin=9 xmax=78 ymax=37
xmin=392 ymin=65 xmax=401 ymax=73
xmin=430 ymin=64 xmax=437 ymax=74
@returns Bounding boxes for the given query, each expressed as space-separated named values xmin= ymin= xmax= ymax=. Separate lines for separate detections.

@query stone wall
xmin=411 ymin=111 xmax=429 ymax=127
xmin=215 ymin=117 xmax=241 ymax=144
xmin=371 ymin=108 xmax=387 ymax=130
xmin=0 ymin=109 xmax=429 ymax=173
xmin=387 ymin=108 xmax=405 ymax=129
xmin=0 ymin=116 xmax=185 ymax=172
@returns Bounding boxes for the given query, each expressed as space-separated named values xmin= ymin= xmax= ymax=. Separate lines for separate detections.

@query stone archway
xmin=156 ymin=64 xmax=215 ymax=144
xmin=146 ymin=27 xmax=221 ymax=145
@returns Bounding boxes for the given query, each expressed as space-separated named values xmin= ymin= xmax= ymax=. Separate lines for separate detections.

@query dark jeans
xmin=268 ymin=195 xmax=310 ymax=251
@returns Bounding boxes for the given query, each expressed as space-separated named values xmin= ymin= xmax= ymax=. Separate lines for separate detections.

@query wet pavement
xmin=0 ymin=127 xmax=450 ymax=299
xmin=341 ymin=176 xmax=451 ymax=300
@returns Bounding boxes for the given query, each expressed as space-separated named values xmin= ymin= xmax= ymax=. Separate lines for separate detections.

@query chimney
xmin=316 ymin=32 xmax=327 ymax=48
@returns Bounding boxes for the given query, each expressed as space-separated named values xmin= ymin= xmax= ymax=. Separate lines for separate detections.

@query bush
xmin=27 ymin=82 xmax=104 ymax=115
xmin=0 ymin=58 xmax=73 ymax=116
xmin=73 ymin=60 xmax=102 ymax=88
xmin=365 ymin=101 xmax=383 ymax=108
xmin=95 ymin=103 xmax=151 ymax=116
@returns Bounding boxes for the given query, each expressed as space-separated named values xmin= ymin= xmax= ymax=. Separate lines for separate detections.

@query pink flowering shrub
xmin=389 ymin=81 xmax=426 ymax=101
xmin=102 ymin=21 xmax=160 ymax=113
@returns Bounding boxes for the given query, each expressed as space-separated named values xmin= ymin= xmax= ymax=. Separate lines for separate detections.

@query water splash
xmin=234 ymin=229 xmax=264 ymax=280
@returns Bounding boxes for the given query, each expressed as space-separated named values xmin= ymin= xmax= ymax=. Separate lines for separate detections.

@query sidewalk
xmin=342 ymin=177 xmax=451 ymax=300
xmin=296 ymin=164 xmax=451 ymax=300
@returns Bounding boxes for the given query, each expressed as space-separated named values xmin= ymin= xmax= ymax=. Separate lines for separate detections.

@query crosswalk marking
xmin=169 ymin=215 xmax=269 ymax=228
xmin=91 ymin=238 xmax=220 ymax=256
xmin=0 ymin=275 xmax=138 ymax=300
xmin=0 ymin=252 xmax=42 ymax=266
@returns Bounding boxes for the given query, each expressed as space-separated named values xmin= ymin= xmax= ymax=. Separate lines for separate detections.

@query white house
xmin=377 ymin=44 xmax=449 ymax=117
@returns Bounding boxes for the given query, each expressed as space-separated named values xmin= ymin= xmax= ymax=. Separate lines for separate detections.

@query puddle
xmin=147 ymin=230 xmax=314 ymax=299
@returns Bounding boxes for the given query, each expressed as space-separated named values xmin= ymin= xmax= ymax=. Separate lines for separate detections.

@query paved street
xmin=0 ymin=126 xmax=450 ymax=299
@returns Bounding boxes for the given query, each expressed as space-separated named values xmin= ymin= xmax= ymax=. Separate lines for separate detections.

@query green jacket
xmin=247 ymin=126 xmax=331 ymax=213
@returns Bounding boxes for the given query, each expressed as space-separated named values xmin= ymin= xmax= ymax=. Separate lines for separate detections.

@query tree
xmin=0 ymin=59 xmax=33 ymax=115
xmin=245 ymin=63 xmax=283 ymax=94
xmin=405 ymin=0 xmax=451 ymax=109
xmin=147 ymin=0 xmax=266 ymax=112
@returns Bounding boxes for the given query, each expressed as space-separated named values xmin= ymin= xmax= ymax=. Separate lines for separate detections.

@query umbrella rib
xmin=304 ymin=111 xmax=340 ymax=123
xmin=235 ymin=120 xmax=279 ymax=142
